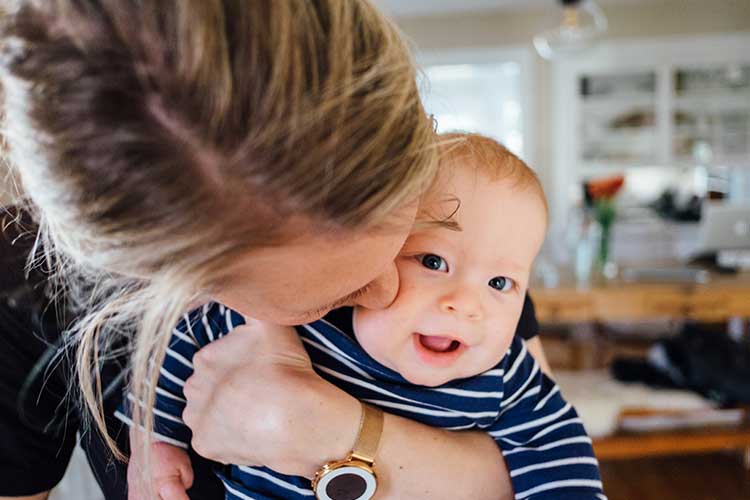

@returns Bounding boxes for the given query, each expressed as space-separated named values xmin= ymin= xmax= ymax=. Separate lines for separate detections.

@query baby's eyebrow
xmin=412 ymin=216 xmax=462 ymax=232
xmin=493 ymin=258 xmax=527 ymax=273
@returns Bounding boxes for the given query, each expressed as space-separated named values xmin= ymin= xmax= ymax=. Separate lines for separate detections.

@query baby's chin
xmin=397 ymin=356 xmax=502 ymax=387
xmin=399 ymin=367 xmax=468 ymax=388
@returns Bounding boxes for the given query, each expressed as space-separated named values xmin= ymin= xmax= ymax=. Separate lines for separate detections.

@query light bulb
xmin=533 ymin=0 xmax=608 ymax=60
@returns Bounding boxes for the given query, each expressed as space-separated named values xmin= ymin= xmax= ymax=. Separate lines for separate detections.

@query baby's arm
xmin=116 ymin=303 xmax=240 ymax=439
xmin=116 ymin=303 xmax=240 ymax=497
xmin=127 ymin=429 xmax=194 ymax=500
xmin=488 ymin=337 xmax=606 ymax=500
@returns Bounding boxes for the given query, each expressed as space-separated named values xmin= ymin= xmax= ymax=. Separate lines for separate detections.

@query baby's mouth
xmin=418 ymin=334 xmax=462 ymax=353
xmin=413 ymin=333 xmax=467 ymax=368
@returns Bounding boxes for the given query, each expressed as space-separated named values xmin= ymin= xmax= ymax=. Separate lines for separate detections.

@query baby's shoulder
xmin=176 ymin=302 xmax=245 ymax=347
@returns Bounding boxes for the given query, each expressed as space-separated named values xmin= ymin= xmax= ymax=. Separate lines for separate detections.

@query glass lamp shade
xmin=533 ymin=0 xmax=608 ymax=60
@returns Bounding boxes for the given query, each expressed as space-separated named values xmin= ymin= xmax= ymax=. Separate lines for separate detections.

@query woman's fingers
xmin=183 ymin=321 xmax=360 ymax=476
xmin=251 ymin=319 xmax=313 ymax=367
xmin=197 ymin=319 xmax=311 ymax=369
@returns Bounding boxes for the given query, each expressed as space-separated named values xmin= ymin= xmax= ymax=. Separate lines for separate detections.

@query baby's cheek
xmin=486 ymin=326 xmax=517 ymax=364
xmin=353 ymin=308 xmax=400 ymax=364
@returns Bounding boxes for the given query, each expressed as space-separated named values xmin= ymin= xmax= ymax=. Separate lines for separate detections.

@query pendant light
xmin=533 ymin=0 xmax=608 ymax=60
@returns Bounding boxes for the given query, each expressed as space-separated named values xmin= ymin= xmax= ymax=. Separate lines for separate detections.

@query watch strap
xmin=350 ymin=403 xmax=383 ymax=465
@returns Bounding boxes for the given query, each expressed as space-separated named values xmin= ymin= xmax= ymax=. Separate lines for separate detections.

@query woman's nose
xmin=439 ymin=287 xmax=482 ymax=321
xmin=355 ymin=262 xmax=399 ymax=310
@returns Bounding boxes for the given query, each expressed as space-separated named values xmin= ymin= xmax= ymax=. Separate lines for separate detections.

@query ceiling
xmin=372 ymin=0 xmax=649 ymax=18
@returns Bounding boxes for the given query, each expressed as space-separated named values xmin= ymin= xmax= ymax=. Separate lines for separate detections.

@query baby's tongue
xmin=420 ymin=335 xmax=454 ymax=352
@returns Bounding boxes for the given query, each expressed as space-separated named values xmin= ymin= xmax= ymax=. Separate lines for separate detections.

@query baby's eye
xmin=489 ymin=276 xmax=514 ymax=292
xmin=419 ymin=254 xmax=449 ymax=272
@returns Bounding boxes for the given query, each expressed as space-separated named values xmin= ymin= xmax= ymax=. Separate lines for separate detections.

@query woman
xmin=0 ymin=1 xmax=548 ymax=499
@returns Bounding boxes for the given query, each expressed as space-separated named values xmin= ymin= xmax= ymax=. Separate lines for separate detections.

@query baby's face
xmin=354 ymin=162 xmax=547 ymax=387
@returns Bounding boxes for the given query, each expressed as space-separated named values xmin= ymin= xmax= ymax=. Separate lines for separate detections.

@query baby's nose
xmin=439 ymin=287 xmax=482 ymax=321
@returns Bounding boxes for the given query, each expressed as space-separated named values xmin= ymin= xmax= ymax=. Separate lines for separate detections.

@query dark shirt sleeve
xmin=0 ymin=206 xmax=78 ymax=495
xmin=116 ymin=303 xmax=243 ymax=447
xmin=1 ymin=207 xmax=43 ymax=293
xmin=514 ymin=293 xmax=539 ymax=340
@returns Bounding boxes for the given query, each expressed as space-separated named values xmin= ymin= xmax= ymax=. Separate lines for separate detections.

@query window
xmin=420 ymin=60 xmax=526 ymax=159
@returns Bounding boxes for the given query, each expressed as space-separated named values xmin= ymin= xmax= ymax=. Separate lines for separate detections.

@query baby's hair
xmin=438 ymin=132 xmax=548 ymax=218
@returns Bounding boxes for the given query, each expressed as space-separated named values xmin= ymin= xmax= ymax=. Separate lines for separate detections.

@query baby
xmin=120 ymin=133 xmax=605 ymax=499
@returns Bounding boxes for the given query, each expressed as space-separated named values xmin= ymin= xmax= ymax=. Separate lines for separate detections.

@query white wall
xmin=48 ymin=445 xmax=104 ymax=500
xmin=394 ymin=0 xmax=750 ymax=49
xmin=392 ymin=0 xmax=750 ymax=221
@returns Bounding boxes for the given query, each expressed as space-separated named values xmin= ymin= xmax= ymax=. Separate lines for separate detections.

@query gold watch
xmin=312 ymin=403 xmax=384 ymax=500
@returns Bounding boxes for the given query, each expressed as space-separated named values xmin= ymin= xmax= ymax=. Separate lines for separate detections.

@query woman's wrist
xmin=368 ymin=411 xmax=514 ymax=500
xmin=303 ymin=374 xmax=362 ymax=474
xmin=299 ymin=377 xmax=514 ymax=499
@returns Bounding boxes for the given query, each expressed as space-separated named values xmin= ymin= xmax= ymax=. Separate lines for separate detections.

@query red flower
xmin=586 ymin=175 xmax=625 ymax=201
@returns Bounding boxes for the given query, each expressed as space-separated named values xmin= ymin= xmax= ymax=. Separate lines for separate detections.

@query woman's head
xmin=1 ymin=0 xmax=435 ymax=289
xmin=0 ymin=0 xmax=435 ymax=457
xmin=213 ymin=208 xmax=418 ymax=325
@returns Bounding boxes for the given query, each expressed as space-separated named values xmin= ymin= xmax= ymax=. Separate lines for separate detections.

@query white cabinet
xmin=672 ymin=64 xmax=750 ymax=166
xmin=579 ymin=71 xmax=659 ymax=166
xmin=550 ymin=33 xmax=750 ymax=224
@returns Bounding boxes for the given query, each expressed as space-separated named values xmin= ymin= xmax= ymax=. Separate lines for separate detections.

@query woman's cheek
xmin=395 ymin=264 xmax=430 ymax=299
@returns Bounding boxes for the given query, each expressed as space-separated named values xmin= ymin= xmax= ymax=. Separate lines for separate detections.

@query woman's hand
xmin=182 ymin=319 xmax=515 ymax=499
xmin=181 ymin=319 xmax=361 ymax=478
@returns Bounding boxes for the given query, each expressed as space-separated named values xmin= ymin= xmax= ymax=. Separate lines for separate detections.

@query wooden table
xmin=531 ymin=266 xmax=750 ymax=462
xmin=593 ymin=424 xmax=750 ymax=462
xmin=532 ymin=268 xmax=750 ymax=324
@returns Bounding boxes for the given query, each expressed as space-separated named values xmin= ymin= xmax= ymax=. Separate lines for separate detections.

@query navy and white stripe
xmin=118 ymin=303 xmax=605 ymax=499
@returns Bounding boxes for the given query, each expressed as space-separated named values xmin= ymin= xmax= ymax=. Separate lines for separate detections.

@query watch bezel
xmin=312 ymin=458 xmax=378 ymax=500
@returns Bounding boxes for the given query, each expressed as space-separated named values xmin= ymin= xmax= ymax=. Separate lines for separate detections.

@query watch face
xmin=315 ymin=465 xmax=377 ymax=500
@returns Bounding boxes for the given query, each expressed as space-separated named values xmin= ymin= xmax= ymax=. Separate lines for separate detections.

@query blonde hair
xmin=438 ymin=132 xmax=548 ymax=217
xmin=0 ymin=0 xmax=437 ymax=474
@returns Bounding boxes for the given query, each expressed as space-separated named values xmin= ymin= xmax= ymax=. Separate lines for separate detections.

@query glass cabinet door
xmin=673 ymin=64 xmax=750 ymax=166
xmin=578 ymin=71 xmax=658 ymax=166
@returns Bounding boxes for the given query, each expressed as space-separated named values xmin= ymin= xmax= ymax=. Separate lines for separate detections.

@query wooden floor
xmin=600 ymin=452 xmax=750 ymax=500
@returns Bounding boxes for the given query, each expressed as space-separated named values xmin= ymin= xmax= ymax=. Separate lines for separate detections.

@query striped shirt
xmin=117 ymin=303 xmax=605 ymax=500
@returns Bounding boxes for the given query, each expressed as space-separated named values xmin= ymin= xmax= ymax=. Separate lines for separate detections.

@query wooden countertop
xmin=531 ymin=266 xmax=750 ymax=323
xmin=594 ymin=423 xmax=750 ymax=461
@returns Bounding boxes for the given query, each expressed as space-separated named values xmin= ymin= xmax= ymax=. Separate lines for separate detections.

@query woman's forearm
xmin=181 ymin=323 xmax=520 ymax=498
xmin=374 ymin=412 xmax=513 ymax=500
xmin=370 ymin=337 xmax=551 ymax=499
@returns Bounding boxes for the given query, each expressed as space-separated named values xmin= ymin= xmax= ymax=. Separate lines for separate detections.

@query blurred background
xmin=2 ymin=1 xmax=749 ymax=499
xmin=373 ymin=1 xmax=750 ymax=499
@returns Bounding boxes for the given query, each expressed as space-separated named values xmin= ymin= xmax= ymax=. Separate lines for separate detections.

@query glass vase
xmin=594 ymin=199 xmax=618 ymax=280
